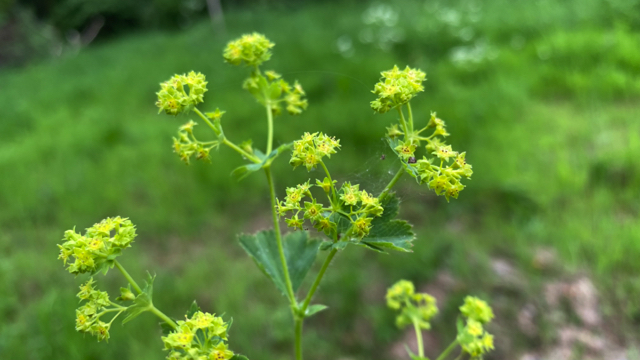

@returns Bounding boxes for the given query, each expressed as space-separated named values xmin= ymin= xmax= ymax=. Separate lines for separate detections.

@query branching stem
xmin=264 ymin=167 xmax=297 ymax=310
xmin=413 ymin=319 xmax=424 ymax=358
xmin=435 ymin=340 xmax=459 ymax=360
xmin=114 ymin=260 xmax=142 ymax=295
xmin=193 ymin=108 xmax=260 ymax=163
xmin=379 ymin=167 xmax=404 ymax=200
xmin=300 ymin=248 xmax=338 ymax=313
xmin=114 ymin=260 xmax=178 ymax=330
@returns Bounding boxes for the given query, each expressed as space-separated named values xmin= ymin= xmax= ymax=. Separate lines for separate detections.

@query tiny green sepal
xmin=186 ymin=300 xmax=201 ymax=318
xmin=117 ymin=285 xmax=135 ymax=302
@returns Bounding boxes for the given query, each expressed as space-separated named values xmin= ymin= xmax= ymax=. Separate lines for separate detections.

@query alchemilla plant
xmin=58 ymin=32 xmax=493 ymax=360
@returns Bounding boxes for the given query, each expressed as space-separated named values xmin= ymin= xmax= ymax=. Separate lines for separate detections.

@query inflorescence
xmin=162 ymin=311 xmax=234 ymax=360
xmin=58 ymin=217 xmax=137 ymax=275
xmin=372 ymin=65 xmax=473 ymax=201
xmin=458 ymin=296 xmax=495 ymax=358
xmin=156 ymin=72 xmax=208 ymax=116
xmin=386 ymin=280 xmax=438 ymax=329
xmin=279 ymin=132 xmax=384 ymax=240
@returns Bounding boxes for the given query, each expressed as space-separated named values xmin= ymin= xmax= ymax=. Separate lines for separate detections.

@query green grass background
xmin=1 ymin=0 xmax=640 ymax=359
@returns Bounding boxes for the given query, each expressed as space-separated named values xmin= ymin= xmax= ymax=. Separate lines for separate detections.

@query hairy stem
xmin=319 ymin=161 xmax=338 ymax=204
xmin=379 ymin=167 xmax=404 ymax=200
xmin=300 ymin=248 xmax=338 ymax=312
xmin=407 ymin=102 xmax=414 ymax=133
xmin=435 ymin=340 xmax=459 ymax=360
xmin=264 ymin=167 xmax=297 ymax=309
xmin=150 ymin=305 xmax=178 ymax=330
xmin=266 ymin=101 xmax=274 ymax=155
xmin=413 ymin=319 xmax=424 ymax=358
xmin=294 ymin=318 xmax=303 ymax=360
xmin=295 ymin=248 xmax=338 ymax=360
xmin=223 ymin=138 xmax=261 ymax=163
xmin=114 ymin=260 xmax=142 ymax=294
xmin=397 ymin=106 xmax=409 ymax=137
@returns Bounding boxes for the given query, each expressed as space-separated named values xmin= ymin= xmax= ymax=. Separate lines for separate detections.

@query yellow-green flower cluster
xmin=172 ymin=120 xmax=220 ymax=165
xmin=162 ymin=311 xmax=234 ymax=360
xmin=395 ymin=113 xmax=473 ymax=202
xmin=277 ymin=180 xmax=383 ymax=239
xmin=457 ymin=296 xmax=495 ymax=359
xmin=290 ymin=132 xmax=341 ymax=171
xmin=58 ymin=217 xmax=137 ymax=275
xmin=242 ymin=70 xmax=308 ymax=115
xmin=460 ymin=296 xmax=494 ymax=323
xmin=223 ymin=33 xmax=275 ymax=67
xmin=74 ymin=278 xmax=120 ymax=342
xmin=156 ymin=72 xmax=208 ymax=116
xmin=371 ymin=65 xmax=426 ymax=113
xmin=277 ymin=181 xmax=330 ymax=232
xmin=386 ymin=280 xmax=438 ymax=329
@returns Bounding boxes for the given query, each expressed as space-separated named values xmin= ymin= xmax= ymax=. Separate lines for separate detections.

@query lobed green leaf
xmin=238 ymin=230 xmax=320 ymax=297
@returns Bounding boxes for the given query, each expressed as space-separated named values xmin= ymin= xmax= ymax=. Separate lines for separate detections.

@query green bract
xmin=58 ymin=216 xmax=136 ymax=275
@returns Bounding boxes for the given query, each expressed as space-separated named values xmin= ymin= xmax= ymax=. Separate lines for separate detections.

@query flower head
xmin=223 ymin=33 xmax=275 ymax=67
xmin=58 ymin=217 xmax=136 ymax=275
xmin=371 ymin=65 xmax=426 ymax=113
xmin=156 ymin=72 xmax=208 ymax=115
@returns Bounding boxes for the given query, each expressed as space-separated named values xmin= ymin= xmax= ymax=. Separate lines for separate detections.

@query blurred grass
xmin=1 ymin=0 xmax=640 ymax=359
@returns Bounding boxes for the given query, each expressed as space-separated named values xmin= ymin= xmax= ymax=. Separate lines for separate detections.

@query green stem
xmin=295 ymin=248 xmax=338 ymax=360
xmin=193 ymin=108 xmax=260 ymax=163
xmin=193 ymin=108 xmax=220 ymax=135
xmin=97 ymin=308 xmax=125 ymax=317
xmin=150 ymin=305 xmax=178 ymax=330
xmin=407 ymin=102 xmax=414 ymax=133
xmin=300 ymin=249 xmax=338 ymax=312
xmin=114 ymin=260 xmax=142 ymax=295
xmin=264 ymin=167 xmax=297 ymax=309
xmin=379 ymin=167 xmax=404 ymax=200
xmin=397 ymin=107 xmax=409 ymax=137
xmin=266 ymin=101 xmax=274 ymax=155
xmin=223 ymin=138 xmax=261 ymax=163
xmin=113 ymin=260 xmax=178 ymax=330
xmin=319 ymin=161 xmax=338 ymax=203
xmin=294 ymin=318 xmax=303 ymax=360
xmin=435 ymin=340 xmax=459 ymax=360
xmin=413 ymin=319 xmax=424 ymax=358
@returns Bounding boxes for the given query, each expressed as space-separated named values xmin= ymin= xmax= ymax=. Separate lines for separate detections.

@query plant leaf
xmin=122 ymin=274 xmax=155 ymax=325
xmin=359 ymin=193 xmax=415 ymax=253
xmin=122 ymin=292 xmax=152 ymax=324
xmin=230 ymin=143 xmax=292 ymax=181
xmin=186 ymin=300 xmax=200 ymax=318
xmin=160 ymin=321 xmax=175 ymax=335
xmin=238 ymin=230 xmax=320 ymax=297
xmin=305 ymin=304 xmax=328 ymax=318
xmin=230 ymin=355 xmax=249 ymax=360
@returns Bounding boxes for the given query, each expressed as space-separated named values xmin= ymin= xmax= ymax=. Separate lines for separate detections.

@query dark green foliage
xmin=238 ymin=230 xmax=320 ymax=296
